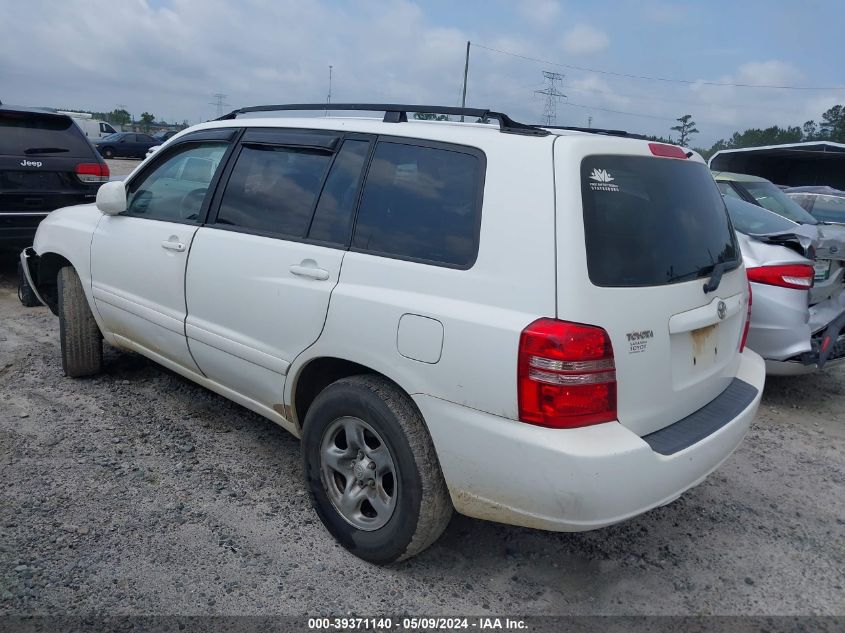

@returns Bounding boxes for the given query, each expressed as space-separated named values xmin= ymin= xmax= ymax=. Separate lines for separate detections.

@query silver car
xmin=726 ymin=196 xmax=845 ymax=375
xmin=714 ymin=171 xmax=845 ymax=306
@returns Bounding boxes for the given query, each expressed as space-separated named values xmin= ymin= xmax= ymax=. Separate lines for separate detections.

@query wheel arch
xmin=289 ymin=356 xmax=417 ymax=433
xmin=33 ymin=251 xmax=74 ymax=315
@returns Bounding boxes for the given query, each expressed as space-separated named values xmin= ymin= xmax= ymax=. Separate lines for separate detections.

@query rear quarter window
xmin=582 ymin=155 xmax=739 ymax=287
xmin=351 ymin=140 xmax=484 ymax=269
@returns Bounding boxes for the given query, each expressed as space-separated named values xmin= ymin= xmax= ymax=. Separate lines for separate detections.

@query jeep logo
xmin=20 ymin=159 xmax=43 ymax=168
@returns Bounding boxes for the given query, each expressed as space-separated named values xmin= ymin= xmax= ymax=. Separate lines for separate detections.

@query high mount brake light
xmin=648 ymin=143 xmax=688 ymax=159
xmin=518 ymin=319 xmax=617 ymax=429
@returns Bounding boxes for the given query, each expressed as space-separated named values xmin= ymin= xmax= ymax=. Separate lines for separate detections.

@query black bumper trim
xmin=642 ymin=378 xmax=758 ymax=456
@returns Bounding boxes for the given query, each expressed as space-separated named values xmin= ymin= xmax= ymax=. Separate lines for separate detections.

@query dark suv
xmin=1 ymin=104 xmax=109 ymax=250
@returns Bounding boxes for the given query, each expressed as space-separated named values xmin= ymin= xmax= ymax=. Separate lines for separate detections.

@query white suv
xmin=20 ymin=104 xmax=766 ymax=563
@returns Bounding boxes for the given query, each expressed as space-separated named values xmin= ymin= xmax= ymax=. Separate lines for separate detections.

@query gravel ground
xmin=105 ymin=158 xmax=141 ymax=179
xmin=0 ymin=254 xmax=843 ymax=617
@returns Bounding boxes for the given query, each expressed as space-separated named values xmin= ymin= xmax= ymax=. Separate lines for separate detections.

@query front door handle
xmin=161 ymin=239 xmax=186 ymax=252
xmin=289 ymin=261 xmax=330 ymax=281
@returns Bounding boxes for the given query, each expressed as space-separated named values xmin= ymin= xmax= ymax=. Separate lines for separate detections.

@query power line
xmin=474 ymin=43 xmax=845 ymax=91
xmin=535 ymin=71 xmax=566 ymax=125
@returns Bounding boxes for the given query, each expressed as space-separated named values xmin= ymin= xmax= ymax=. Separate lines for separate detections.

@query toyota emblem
xmin=717 ymin=300 xmax=727 ymax=320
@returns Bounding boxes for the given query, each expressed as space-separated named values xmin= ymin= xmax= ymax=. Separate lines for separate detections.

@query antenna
xmin=534 ymin=71 xmax=566 ymax=126
xmin=210 ymin=93 xmax=230 ymax=118
xmin=326 ymin=65 xmax=333 ymax=116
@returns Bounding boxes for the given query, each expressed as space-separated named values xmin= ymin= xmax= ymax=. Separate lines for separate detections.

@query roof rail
xmin=540 ymin=125 xmax=646 ymax=140
xmin=215 ymin=103 xmax=550 ymax=137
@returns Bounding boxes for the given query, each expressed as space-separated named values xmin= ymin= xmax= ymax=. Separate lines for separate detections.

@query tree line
xmin=651 ymin=105 xmax=845 ymax=160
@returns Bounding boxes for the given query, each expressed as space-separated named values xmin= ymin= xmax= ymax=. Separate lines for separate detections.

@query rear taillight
xmin=517 ymin=319 xmax=616 ymax=429
xmin=75 ymin=162 xmax=110 ymax=183
xmin=740 ymin=283 xmax=752 ymax=353
xmin=746 ymin=264 xmax=814 ymax=290
xmin=648 ymin=143 xmax=688 ymax=159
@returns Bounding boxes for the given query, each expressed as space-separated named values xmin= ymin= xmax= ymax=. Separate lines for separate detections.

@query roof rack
xmin=214 ymin=103 xmax=550 ymax=137
xmin=540 ymin=125 xmax=646 ymax=140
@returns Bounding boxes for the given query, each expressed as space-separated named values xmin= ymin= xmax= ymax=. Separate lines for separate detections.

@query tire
xmin=101 ymin=147 xmax=114 ymax=159
xmin=17 ymin=261 xmax=40 ymax=307
xmin=57 ymin=266 xmax=103 ymax=377
xmin=302 ymin=375 xmax=453 ymax=564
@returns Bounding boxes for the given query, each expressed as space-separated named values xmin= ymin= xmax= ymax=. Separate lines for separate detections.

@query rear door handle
xmin=289 ymin=263 xmax=330 ymax=281
xmin=161 ymin=240 xmax=186 ymax=252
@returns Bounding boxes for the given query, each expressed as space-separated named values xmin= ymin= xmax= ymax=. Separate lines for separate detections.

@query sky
xmin=1 ymin=0 xmax=843 ymax=147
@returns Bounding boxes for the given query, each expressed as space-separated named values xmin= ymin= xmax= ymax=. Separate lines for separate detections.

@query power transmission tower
xmin=534 ymin=71 xmax=566 ymax=126
xmin=210 ymin=93 xmax=229 ymax=118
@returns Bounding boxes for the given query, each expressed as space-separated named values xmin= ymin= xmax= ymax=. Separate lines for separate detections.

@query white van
xmin=58 ymin=111 xmax=118 ymax=140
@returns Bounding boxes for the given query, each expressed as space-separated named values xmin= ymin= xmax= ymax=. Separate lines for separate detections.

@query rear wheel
xmin=57 ymin=266 xmax=103 ymax=377
xmin=101 ymin=147 xmax=114 ymax=159
xmin=17 ymin=261 xmax=40 ymax=307
xmin=302 ymin=375 xmax=452 ymax=563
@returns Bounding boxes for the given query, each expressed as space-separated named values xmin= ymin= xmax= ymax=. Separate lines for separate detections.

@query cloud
xmin=561 ymin=25 xmax=610 ymax=55
xmin=518 ymin=0 xmax=562 ymax=28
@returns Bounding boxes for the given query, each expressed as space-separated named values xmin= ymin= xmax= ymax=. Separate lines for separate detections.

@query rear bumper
xmin=417 ymin=349 xmax=765 ymax=532
xmin=0 ymin=212 xmax=48 ymax=247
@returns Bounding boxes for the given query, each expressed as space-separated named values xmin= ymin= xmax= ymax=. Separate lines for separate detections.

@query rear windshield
xmin=724 ymin=196 xmax=798 ymax=235
xmin=741 ymin=180 xmax=818 ymax=225
xmin=0 ymin=111 xmax=93 ymax=158
xmin=582 ymin=155 xmax=739 ymax=287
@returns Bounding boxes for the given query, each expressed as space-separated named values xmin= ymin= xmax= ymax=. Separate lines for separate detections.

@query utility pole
xmin=326 ymin=65 xmax=333 ymax=116
xmin=534 ymin=71 xmax=566 ymax=126
xmin=210 ymin=93 xmax=229 ymax=118
xmin=587 ymin=116 xmax=593 ymax=129
xmin=460 ymin=41 xmax=470 ymax=122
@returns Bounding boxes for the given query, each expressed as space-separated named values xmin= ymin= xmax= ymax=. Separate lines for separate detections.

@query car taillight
xmin=75 ymin=162 xmax=110 ymax=183
xmin=740 ymin=283 xmax=752 ymax=353
xmin=648 ymin=142 xmax=688 ymax=159
xmin=746 ymin=264 xmax=814 ymax=290
xmin=517 ymin=318 xmax=616 ymax=429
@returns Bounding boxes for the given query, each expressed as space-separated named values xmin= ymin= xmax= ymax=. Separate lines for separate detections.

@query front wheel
xmin=302 ymin=375 xmax=453 ymax=563
xmin=57 ymin=266 xmax=103 ymax=377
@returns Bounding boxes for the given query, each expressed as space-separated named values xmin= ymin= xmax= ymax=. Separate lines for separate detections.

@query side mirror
xmin=96 ymin=181 xmax=127 ymax=215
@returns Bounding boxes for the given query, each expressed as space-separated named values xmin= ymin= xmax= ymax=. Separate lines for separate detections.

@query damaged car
xmin=725 ymin=196 xmax=845 ymax=375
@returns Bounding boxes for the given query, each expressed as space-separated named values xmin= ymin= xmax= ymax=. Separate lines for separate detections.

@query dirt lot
xmin=0 ymin=254 xmax=843 ymax=617
xmin=105 ymin=158 xmax=140 ymax=179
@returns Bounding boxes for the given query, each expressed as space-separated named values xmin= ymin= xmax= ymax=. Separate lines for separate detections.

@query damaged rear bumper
xmin=766 ymin=293 xmax=845 ymax=374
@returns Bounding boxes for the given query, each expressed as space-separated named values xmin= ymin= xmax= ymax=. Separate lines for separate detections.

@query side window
xmin=125 ymin=142 xmax=229 ymax=223
xmin=121 ymin=134 xmax=133 ymax=143
xmin=100 ymin=123 xmax=115 ymax=134
xmin=215 ymin=145 xmax=332 ymax=237
xmin=717 ymin=182 xmax=742 ymax=200
xmin=352 ymin=141 xmax=482 ymax=268
xmin=308 ymin=139 xmax=370 ymax=244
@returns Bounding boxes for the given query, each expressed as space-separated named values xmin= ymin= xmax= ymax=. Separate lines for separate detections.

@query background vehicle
xmin=714 ymin=171 xmax=845 ymax=304
xmin=725 ymin=196 xmax=845 ymax=374
xmin=1 ymin=104 xmax=109 ymax=253
xmin=152 ymin=130 xmax=178 ymax=143
xmin=58 ymin=111 xmax=118 ymax=140
xmin=785 ymin=186 xmax=845 ymax=225
xmin=21 ymin=104 xmax=764 ymax=563
xmin=94 ymin=132 xmax=159 ymax=159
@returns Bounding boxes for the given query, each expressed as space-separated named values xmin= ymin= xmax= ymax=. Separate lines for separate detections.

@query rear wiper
xmin=24 ymin=147 xmax=69 ymax=154
xmin=703 ymin=261 xmax=730 ymax=294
